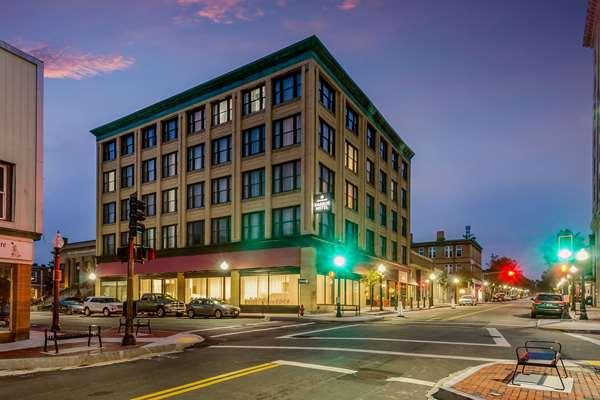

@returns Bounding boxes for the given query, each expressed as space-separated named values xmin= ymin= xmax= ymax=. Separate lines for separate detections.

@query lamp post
xmin=333 ymin=255 xmax=346 ymax=317
xmin=575 ymin=249 xmax=589 ymax=320
xmin=377 ymin=264 xmax=386 ymax=311
xmin=51 ymin=231 xmax=64 ymax=332
xmin=568 ymin=265 xmax=578 ymax=312
xmin=453 ymin=277 xmax=460 ymax=304
xmin=428 ymin=273 xmax=436 ymax=308
xmin=219 ymin=261 xmax=229 ymax=302
xmin=483 ymin=281 xmax=489 ymax=302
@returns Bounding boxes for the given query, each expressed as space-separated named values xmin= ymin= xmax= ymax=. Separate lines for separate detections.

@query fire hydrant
xmin=298 ymin=304 xmax=305 ymax=317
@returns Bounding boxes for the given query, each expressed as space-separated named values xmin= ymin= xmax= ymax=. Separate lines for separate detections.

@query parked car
xmin=458 ymin=295 xmax=477 ymax=306
xmin=530 ymin=293 xmax=566 ymax=319
xmin=492 ymin=293 xmax=506 ymax=302
xmin=135 ymin=293 xmax=186 ymax=317
xmin=83 ymin=296 xmax=123 ymax=317
xmin=186 ymin=298 xmax=240 ymax=319
xmin=59 ymin=297 xmax=83 ymax=314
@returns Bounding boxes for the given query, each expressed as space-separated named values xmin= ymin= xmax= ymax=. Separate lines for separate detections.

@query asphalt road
xmin=4 ymin=300 xmax=599 ymax=400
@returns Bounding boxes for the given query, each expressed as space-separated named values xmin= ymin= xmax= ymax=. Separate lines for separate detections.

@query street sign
xmin=299 ymin=278 xmax=309 ymax=284
xmin=313 ymin=194 xmax=331 ymax=213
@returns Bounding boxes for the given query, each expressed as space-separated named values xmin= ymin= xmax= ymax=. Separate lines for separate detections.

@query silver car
xmin=458 ymin=295 xmax=477 ymax=306
xmin=83 ymin=296 xmax=123 ymax=317
xmin=186 ymin=298 xmax=240 ymax=319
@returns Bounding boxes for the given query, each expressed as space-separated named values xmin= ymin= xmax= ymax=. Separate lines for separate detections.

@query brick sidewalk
xmin=446 ymin=363 xmax=600 ymax=400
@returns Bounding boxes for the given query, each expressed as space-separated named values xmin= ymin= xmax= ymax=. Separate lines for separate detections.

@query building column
xmin=177 ymin=273 xmax=185 ymax=302
xmin=94 ymin=278 xmax=101 ymax=297
xmin=300 ymin=247 xmax=317 ymax=313
xmin=230 ymin=270 xmax=240 ymax=307
xmin=13 ymin=263 xmax=32 ymax=341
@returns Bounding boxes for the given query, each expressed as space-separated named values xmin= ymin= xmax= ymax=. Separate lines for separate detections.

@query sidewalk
xmin=0 ymin=327 xmax=202 ymax=375
xmin=430 ymin=362 xmax=600 ymax=400
xmin=537 ymin=306 xmax=600 ymax=334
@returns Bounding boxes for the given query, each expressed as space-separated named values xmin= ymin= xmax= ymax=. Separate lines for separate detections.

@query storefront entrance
xmin=0 ymin=264 xmax=12 ymax=333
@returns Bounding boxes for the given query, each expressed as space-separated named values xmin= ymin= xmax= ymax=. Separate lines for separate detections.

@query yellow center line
xmin=131 ymin=362 xmax=279 ymax=400
xmin=445 ymin=304 xmax=510 ymax=321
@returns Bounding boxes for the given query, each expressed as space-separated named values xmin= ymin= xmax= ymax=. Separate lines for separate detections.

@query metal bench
xmin=44 ymin=325 xmax=102 ymax=354
xmin=118 ymin=317 xmax=152 ymax=335
xmin=511 ymin=340 xmax=568 ymax=390
xmin=339 ymin=305 xmax=360 ymax=316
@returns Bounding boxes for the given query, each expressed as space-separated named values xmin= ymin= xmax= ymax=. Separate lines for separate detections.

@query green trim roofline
xmin=90 ymin=35 xmax=414 ymax=159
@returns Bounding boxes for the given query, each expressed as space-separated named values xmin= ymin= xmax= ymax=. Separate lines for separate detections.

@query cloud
xmin=176 ymin=0 xmax=264 ymax=24
xmin=22 ymin=43 xmax=134 ymax=80
xmin=337 ymin=0 xmax=359 ymax=11
xmin=282 ymin=18 xmax=325 ymax=34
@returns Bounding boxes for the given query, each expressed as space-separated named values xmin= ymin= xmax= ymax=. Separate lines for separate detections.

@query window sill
xmin=242 ymin=109 xmax=266 ymax=118
xmin=162 ymin=138 xmax=179 ymax=145
xmin=272 ymin=97 xmax=301 ymax=110
xmin=271 ymin=189 xmax=301 ymax=197
xmin=242 ymin=152 xmax=266 ymax=160
xmin=242 ymin=195 xmax=265 ymax=202
xmin=211 ymin=161 xmax=232 ymax=168
xmin=188 ymin=129 xmax=206 ymax=136
xmin=212 ymin=121 xmax=233 ymax=129
xmin=272 ymin=143 xmax=301 ymax=153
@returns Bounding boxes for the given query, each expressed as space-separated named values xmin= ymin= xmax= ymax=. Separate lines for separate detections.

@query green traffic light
xmin=558 ymin=249 xmax=572 ymax=260
xmin=333 ymin=255 xmax=346 ymax=268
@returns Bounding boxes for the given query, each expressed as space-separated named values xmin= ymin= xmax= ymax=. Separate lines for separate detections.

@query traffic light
xmin=333 ymin=255 xmax=346 ymax=268
xmin=129 ymin=194 xmax=146 ymax=237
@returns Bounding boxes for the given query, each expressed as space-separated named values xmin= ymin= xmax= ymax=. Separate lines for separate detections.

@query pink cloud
xmin=282 ymin=18 xmax=325 ymax=34
xmin=337 ymin=0 xmax=359 ymax=11
xmin=22 ymin=43 xmax=134 ymax=80
xmin=176 ymin=0 xmax=264 ymax=24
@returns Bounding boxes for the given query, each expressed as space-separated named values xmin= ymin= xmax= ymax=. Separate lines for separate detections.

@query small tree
xmin=361 ymin=269 xmax=380 ymax=310
xmin=437 ymin=270 xmax=449 ymax=302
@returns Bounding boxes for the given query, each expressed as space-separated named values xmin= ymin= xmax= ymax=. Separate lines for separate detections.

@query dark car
xmin=59 ymin=297 xmax=84 ymax=314
xmin=135 ymin=293 xmax=186 ymax=317
xmin=530 ymin=293 xmax=566 ymax=319
xmin=186 ymin=298 xmax=240 ymax=319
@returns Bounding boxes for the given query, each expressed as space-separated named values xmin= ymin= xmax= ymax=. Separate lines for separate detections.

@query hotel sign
xmin=313 ymin=194 xmax=331 ymax=213
xmin=0 ymin=235 xmax=33 ymax=263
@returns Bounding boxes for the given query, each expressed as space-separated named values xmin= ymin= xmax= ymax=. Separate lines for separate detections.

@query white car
xmin=83 ymin=296 xmax=123 ymax=317
xmin=458 ymin=295 xmax=476 ymax=306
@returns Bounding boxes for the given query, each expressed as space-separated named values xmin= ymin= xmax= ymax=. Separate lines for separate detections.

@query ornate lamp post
xmin=568 ymin=265 xmax=578 ymax=312
xmin=452 ymin=277 xmax=460 ymax=304
xmin=377 ymin=264 xmax=386 ymax=311
xmin=428 ymin=273 xmax=436 ymax=308
xmin=51 ymin=231 xmax=64 ymax=332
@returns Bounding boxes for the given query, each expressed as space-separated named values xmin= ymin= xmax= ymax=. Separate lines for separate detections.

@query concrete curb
xmin=427 ymin=362 xmax=496 ymax=400
xmin=0 ymin=335 xmax=203 ymax=375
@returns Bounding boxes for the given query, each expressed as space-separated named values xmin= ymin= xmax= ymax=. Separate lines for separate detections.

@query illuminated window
xmin=212 ymin=97 xmax=232 ymax=126
xmin=345 ymin=141 xmax=358 ymax=173
xmin=187 ymin=108 xmax=205 ymax=134
xmin=243 ymin=85 xmax=266 ymax=115
xmin=162 ymin=152 xmax=177 ymax=178
xmin=345 ymin=181 xmax=358 ymax=211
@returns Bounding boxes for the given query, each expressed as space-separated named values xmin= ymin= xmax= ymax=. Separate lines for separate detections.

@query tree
xmin=361 ymin=269 xmax=380 ymax=310
xmin=437 ymin=269 xmax=449 ymax=303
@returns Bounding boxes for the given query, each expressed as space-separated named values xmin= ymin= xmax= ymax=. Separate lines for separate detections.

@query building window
xmin=319 ymin=78 xmax=335 ymax=112
xmin=391 ymin=210 xmax=398 ymax=232
xmin=391 ymin=150 xmax=399 ymax=171
xmin=212 ymin=97 xmax=232 ymax=126
xmin=211 ymin=216 xmax=231 ymax=244
xmin=142 ymin=193 xmax=156 ymax=216
xmin=318 ymin=164 xmax=335 ymax=198
xmin=103 ymin=202 xmax=116 ymax=224
xmin=103 ymin=234 xmax=115 ymax=255
xmin=366 ymin=159 xmax=375 ymax=185
xmin=242 ymin=211 xmax=265 ymax=241
xmin=273 ymin=71 xmax=301 ymax=105
xmin=391 ymin=180 xmax=398 ymax=202
xmin=187 ymin=144 xmax=205 ymax=172
xmin=456 ymin=246 xmax=463 ymax=257
xmin=428 ymin=247 xmax=437 ymax=258
xmin=345 ymin=106 xmax=358 ymax=133
xmin=162 ymin=152 xmax=177 ymax=178
xmin=162 ymin=224 xmax=177 ymax=249
xmin=272 ymin=205 xmax=301 ymax=238
xmin=242 ymin=125 xmax=265 ymax=157
xmin=102 ymin=140 xmax=116 ymax=161
xmin=402 ymin=160 xmax=409 ymax=180
xmin=142 ymin=125 xmax=157 ymax=149
xmin=391 ymin=241 xmax=398 ymax=262
xmin=187 ymin=220 xmax=205 ymax=247
xmin=120 ymin=231 xmax=129 ymax=247
xmin=120 ymin=133 xmax=134 ymax=156
xmin=444 ymin=246 xmax=453 ymax=258
xmin=345 ymin=181 xmax=358 ymax=211
xmin=402 ymin=245 xmax=408 ymax=264
xmin=319 ymin=120 xmax=335 ymax=156
xmin=379 ymin=170 xmax=387 ymax=194
xmin=366 ymin=194 xmax=375 ymax=220
xmin=241 ymin=274 xmax=299 ymax=306
xmin=318 ymin=212 xmax=335 ymax=240
xmin=120 ymin=165 xmax=134 ymax=188
xmin=365 ymin=229 xmax=375 ymax=255
xmin=366 ymin=126 xmax=376 ymax=150
xmin=162 ymin=188 xmax=177 ymax=213
xmin=120 ymin=198 xmax=130 ymax=221
xmin=162 ymin=118 xmax=178 ymax=143
xmin=272 ymin=160 xmax=301 ymax=194
xmin=211 ymin=135 xmax=232 ymax=165
xmin=345 ymin=141 xmax=359 ymax=173
xmin=211 ymin=176 xmax=231 ymax=204
xmin=242 ymin=168 xmax=265 ymax=199
xmin=418 ymin=247 xmax=424 ymax=256
xmin=243 ymin=85 xmax=266 ymax=116
xmin=379 ymin=203 xmax=387 ymax=227
xmin=379 ymin=235 xmax=387 ymax=258
xmin=273 ymin=113 xmax=301 ymax=149
xmin=345 ymin=220 xmax=358 ymax=247
xmin=379 ymin=137 xmax=388 ymax=161
xmin=184 ymin=277 xmax=231 ymax=303
xmin=401 ymin=216 xmax=407 ymax=237
xmin=102 ymin=170 xmax=116 ymax=193
xmin=188 ymin=108 xmax=205 ymax=134
xmin=187 ymin=182 xmax=204 ymax=209
xmin=401 ymin=188 xmax=407 ymax=209
xmin=142 ymin=158 xmax=156 ymax=183
xmin=143 ymin=227 xmax=156 ymax=248
xmin=316 ymin=274 xmax=359 ymax=305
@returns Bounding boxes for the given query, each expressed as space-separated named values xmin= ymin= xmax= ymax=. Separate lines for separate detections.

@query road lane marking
xmin=445 ymin=304 xmax=510 ymax=321
xmin=193 ymin=321 xmax=276 ymax=332
xmin=486 ymin=328 xmax=510 ymax=347
xmin=130 ymin=362 xmax=280 ymax=400
xmin=273 ymin=360 xmax=357 ymax=374
xmin=211 ymin=322 xmax=314 ymax=338
xmin=277 ymin=323 xmax=362 ymax=338
xmin=284 ymin=336 xmax=506 ymax=347
xmin=386 ymin=376 xmax=435 ymax=386
xmin=565 ymin=333 xmax=600 ymax=346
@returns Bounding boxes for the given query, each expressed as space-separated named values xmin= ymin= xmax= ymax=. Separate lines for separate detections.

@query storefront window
xmin=100 ymin=279 xmax=126 ymax=301
xmin=316 ymin=274 xmax=359 ymax=305
xmin=184 ymin=276 xmax=230 ymax=303
xmin=269 ymin=275 xmax=298 ymax=305
xmin=164 ymin=279 xmax=177 ymax=299
xmin=185 ymin=277 xmax=207 ymax=302
xmin=241 ymin=275 xmax=269 ymax=305
xmin=207 ymin=277 xmax=222 ymax=299
xmin=0 ymin=264 xmax=11 ymax=332
xmin=140 ymin=278 xmax=164 ymax=295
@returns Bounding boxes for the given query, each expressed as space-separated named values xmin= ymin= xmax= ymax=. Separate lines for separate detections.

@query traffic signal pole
xmin=122 ymin=234 xmax=136 ymax=346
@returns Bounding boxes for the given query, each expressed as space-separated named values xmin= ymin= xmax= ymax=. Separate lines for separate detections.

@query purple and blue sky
xmin=1 ymin=0 xmax=592 ymax=279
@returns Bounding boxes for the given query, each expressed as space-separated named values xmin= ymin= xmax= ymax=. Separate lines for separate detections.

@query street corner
xmin=428 ymin=362 xmax=600 ymax=400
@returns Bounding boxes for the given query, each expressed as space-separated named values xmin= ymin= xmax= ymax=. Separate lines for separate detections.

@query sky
xmin=0 ymin=0 xmax=592 ymax=279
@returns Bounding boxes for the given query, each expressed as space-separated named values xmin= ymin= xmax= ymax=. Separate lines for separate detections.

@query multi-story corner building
xmin=60 ymin=240 xmax=96 ymax=297
xmin=91 ymin=36 xmax=414 ymax=313
xmin=412 ymin=230 xmax=484 ymax=300
xmin=0 ymin=41 xmax=44 ymax=342
xmin=584 ymin=0 xmax=600 ymax=306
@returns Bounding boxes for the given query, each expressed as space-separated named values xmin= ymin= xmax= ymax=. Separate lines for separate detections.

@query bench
xmin=339 ymin=305 xmax=360 ymax=316
xmin=511 ymin=340 xmax=568 ymax=390
xmin=118 ymin=317 xmax=152 ymax=335
xmin=44 ymin=325 xmax=102 ymax=354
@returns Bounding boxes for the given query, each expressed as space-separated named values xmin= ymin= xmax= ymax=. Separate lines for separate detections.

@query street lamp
xmin=558 ymin=249 xmax=573 ymax=260
xmin=51 ymin=231 xmax=64 ymax=332
xmin=334 ymin=255 xmax=346 ymax=317
xmin=568 ymin=265 xmax=578 ymax=312
xmin=452 ymin=277 xmax=460 ymax=304
xmin=219 ymin=261 xmax=229 ymax=271
xmin=428 ymin=273 xmax=436 ymax=308
xmin=377 ymin=264 xmax=386 ymax=311
xmin=88 ymin=272 xmax=97 ymax=281
xmin=219 ymin=261 xmax=229 ymax=301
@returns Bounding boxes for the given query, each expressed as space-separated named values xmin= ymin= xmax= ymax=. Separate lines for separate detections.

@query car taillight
xmin=534 ymin=300 xmax=542 ymax=304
